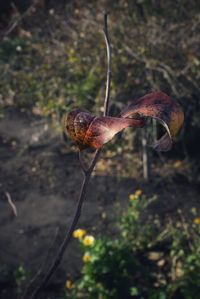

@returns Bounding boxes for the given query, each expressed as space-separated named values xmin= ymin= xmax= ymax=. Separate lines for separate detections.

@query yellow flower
xmin=65 ymin=279 xmax=73 ymax=289
xmin=135 ymin=189 xmax=142 ymax=197
xmin=194 ymin=217 xmax=200 ymax=225
xmin=129 ymin=194 xmax=137 ymax=201
xmin=83 ymin=252 xmax=91 ymax=263
xmin=129 ymin=189 xmax=142 ymax=201
xmin=83 ymin=235 xmax=95 ymax=246
xmin=73 ymin=228 xmax=86 ymax=239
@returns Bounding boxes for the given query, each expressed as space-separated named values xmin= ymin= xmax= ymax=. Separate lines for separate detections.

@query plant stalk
xmin=22 ymin=12 xmax=112 ymax=299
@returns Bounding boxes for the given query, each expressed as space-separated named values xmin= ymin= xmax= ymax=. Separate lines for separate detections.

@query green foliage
xmin=0 ymin=34 xmax=103 ymax=116
xmin=65 ymin=192 xmax=200 ymax=299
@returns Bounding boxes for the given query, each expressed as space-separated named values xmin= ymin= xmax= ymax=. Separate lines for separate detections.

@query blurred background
xmin=0 ymin=1 xmax=200 ymax=299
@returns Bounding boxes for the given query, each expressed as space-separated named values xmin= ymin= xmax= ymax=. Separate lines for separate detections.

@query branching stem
xmin=22 ymin=12 xmax=112 ymax=299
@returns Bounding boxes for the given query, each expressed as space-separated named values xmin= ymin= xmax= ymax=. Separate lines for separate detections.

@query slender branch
xmin=22 ymin=12 xmax=112 ymax=299
xmin=5 ymin=192 xmax=17 ymax=217
xmin=23 ymin=172 xmax=91 ymax=299
xmin=79 ymin=148 xmax=101 ymax=175
xmin=87 ymin=149 xmax=101 ymax=173
xmin=78 ymin=150 xmax=87 ymax=174
xmin=103 ymin=13 xmax=112 ymax=116
xmin=22 ymin=227 xmax=59 ymax=298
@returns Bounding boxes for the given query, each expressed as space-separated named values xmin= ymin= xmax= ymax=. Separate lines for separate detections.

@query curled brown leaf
xmin=65 ymin=109 xmax=144 ymax=150
xmin=120 ymin=92 xmax=184 ymax=151
xmin=65 ymin=92 xmax=184 ymax=152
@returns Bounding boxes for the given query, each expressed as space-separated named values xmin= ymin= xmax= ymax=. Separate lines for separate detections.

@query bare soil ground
xmin=0 ymin=108 xmax=199 ymax=299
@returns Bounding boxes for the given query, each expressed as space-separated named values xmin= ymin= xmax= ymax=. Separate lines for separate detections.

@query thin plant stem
xmin=103 ymin=13 xmax=112 ymax=116
xmin=22 ymin=12 xmax=112 ymax=299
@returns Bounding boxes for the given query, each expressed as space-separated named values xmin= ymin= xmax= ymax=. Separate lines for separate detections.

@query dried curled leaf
xmin=65 ymin=92 xmax=184 ymax=152
xmin=65 ymin=109 xmax=144 ymax=150
xmin=120 ymin=92 xmax=184 ymax=151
